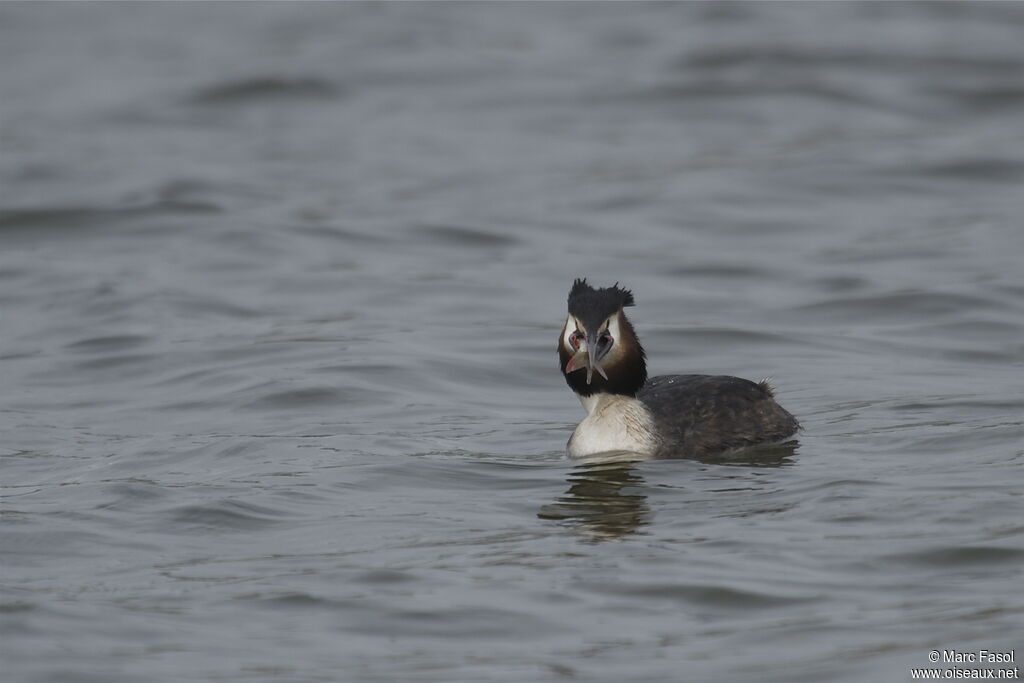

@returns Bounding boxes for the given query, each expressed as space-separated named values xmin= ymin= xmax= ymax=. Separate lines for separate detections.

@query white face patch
xmin=562 ymin=315 xmax=582 ymax=350
xmin=563 ymin=311 xmax=625 ymax=358
xmin=598 ymin=310 xmax=625 ymax=364
xmin=606 ymin=312 xmax=622 ymax=342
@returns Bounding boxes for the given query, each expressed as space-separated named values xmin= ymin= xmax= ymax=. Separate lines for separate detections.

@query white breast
xmin=567 ymin=393 xmax=658 ymax=459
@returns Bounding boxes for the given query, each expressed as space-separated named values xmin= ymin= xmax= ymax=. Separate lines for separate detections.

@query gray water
xmin=2 ymin=3 xmax=1023 ymax=682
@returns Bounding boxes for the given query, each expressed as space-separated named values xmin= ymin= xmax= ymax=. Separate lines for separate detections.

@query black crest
xmin=561 ymin=279 xmax=646 ymax=397
xmin=567 ymin=278 xmax=635 ymax=331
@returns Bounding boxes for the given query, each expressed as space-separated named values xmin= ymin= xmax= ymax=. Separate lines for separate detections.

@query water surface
xmin=2 ymin=4 xmax=1023 ymax=682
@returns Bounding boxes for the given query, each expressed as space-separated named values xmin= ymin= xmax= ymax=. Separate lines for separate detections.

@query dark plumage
xmin=567 ymin=278 xmax=634 ymax=329
xmin=638 ymin=374 xmax=799 ymax=458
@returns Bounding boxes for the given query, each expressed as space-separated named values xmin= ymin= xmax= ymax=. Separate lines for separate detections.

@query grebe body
xmin=558 ymin=280 xmax=799 ymax=459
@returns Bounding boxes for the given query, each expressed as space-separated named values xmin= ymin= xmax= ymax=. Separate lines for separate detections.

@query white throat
xmin=567 ymin=392 xmax=658 ymax=459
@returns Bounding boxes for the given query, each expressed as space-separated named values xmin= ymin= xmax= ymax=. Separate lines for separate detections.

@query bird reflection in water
xmin=538 ymin=456 xmax=652 ymax=542
xmin=539 ymin=444 xmax=797 ymax=542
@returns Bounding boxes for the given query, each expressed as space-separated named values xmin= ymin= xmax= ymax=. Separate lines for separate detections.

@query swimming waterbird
xmin=558 ymin=279 xmax=799 ymax=458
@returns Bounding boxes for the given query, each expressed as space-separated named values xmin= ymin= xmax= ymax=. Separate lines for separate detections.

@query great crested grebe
xmin=558 ymin=279 xmax=799 ymax=459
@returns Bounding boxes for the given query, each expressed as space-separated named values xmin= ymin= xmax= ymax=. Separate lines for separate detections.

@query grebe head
xmin=558 ymin=278 xmax=647 ymax=398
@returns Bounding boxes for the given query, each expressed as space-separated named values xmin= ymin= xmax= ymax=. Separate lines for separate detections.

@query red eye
xmin=569 ymin=331 xmax=583 ymax=350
